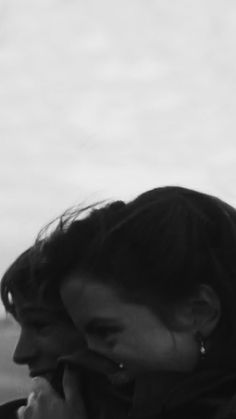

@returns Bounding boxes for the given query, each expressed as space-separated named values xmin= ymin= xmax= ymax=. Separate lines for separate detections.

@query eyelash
xmin=90 ymin=327 xmax=119 ymax=339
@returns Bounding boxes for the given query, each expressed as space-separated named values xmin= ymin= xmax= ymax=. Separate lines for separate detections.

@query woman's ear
xmin=191 ymin=284 xmax=221 ymax=337
xmin=173 ymin=284 xmax=221 ymax=337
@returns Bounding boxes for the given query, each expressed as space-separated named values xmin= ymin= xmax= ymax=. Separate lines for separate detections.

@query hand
xmin=59 ymin=348 xmax=118 ymax=375
xmin=17 ymin=367 xmax=87 ymax=419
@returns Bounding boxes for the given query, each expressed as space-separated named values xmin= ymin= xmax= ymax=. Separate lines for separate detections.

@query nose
xmin=13 ymin=329 xmax=38 ymax=365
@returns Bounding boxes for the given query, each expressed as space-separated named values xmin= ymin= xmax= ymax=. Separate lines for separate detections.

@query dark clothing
xmin=2 ymin=370 xmax=236 ymax=419
xmin=0 ymin=398 xmax=26 ymax=419
xmin=82 ymin=370 xmax=130 ymax=419
xmin=61 ymin=364 xmax=236 ymax=419
xmin=75 ymin=368 xmax=236 ymax=419
xmin=126 ymin=369 xmax=236 ymax=419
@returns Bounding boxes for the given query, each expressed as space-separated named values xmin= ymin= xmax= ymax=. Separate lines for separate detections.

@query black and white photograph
xmin=1 ymin=1 xmax=236 ymax=418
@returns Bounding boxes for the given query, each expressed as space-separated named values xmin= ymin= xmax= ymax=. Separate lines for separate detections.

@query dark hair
xmin=31 ymin=186 xmax=236 ymax=336
xmin=0 ymin=201 xmax=126 ymax=317
xmin=1 ymin=248 xmax=34 ymax=318
xmin=99 ymin=187 xmax=236 ymax=308
xmin=31 ymin=201 xmax=127 ymax=306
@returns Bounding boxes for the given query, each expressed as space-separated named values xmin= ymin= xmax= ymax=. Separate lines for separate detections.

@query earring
xmin=195 ymin=331 xmax=207 ymax=360
xmin=118 ymin=362 xmax=124 ymax=370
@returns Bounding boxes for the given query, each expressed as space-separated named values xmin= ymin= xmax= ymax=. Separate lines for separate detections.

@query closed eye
xmin=24 ymin=320 xmax=52 ymax=332
xmin=87 ymin=325 xmax=123 ymax=339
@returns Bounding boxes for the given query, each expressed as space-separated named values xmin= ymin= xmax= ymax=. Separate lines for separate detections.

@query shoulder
xmin=0 ymin=398 xmax=27 ymax=419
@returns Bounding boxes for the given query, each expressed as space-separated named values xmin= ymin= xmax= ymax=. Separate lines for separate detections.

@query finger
xmin=63 ymin=366 xmax=87 ymax=419
xmin=31 ymin=376 xmax=59 ymax=400
xmin=27 ymin=392 xmax=37 ymax=405
xmin=17 ymin=403 xmax=35 ymax=419
xmin=59 ymin=349 xmax=118 ymax=375
xmin=32 ymin=377 xmax=50 ymax=393
xmin=17 ymin=405 xmax=26 ymax=419
xmin=63 ymin=366 xmax=81 ymax=401
xmin=17 ymin=393 xmax=37 ymax=418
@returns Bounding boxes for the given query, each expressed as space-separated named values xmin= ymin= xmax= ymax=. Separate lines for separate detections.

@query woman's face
xmin=12 ymin=291 xmax=84 ymax=384
xmin=61 ymin=274 xmax=200 ymax=385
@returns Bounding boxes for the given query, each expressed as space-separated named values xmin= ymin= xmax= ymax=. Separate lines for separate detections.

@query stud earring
xmin=118 ymin=362 xmax=124 ymax=370
xmin=195 ymin=331 xmax=207 ymax=360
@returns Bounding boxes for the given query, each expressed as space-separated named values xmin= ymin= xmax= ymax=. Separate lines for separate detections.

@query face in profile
xmin=61 ymin=274 xmax=201 ymax=385
xmin=12 ymin=291 xmax=84 ymax=385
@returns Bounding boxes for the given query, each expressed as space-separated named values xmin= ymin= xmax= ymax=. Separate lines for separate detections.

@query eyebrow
xmin=19 ymin=306 xmax=62 ymax=319
xmin=20 ymin=307 xmax=52 ymax=316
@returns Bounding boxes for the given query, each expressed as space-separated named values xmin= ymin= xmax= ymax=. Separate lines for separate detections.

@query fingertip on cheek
xmin=17 ymin=405 xmax=26 ymax=419
xmin=27 ymin=391 xmax=36 ymax=404
xmin=31 ymin=376 xmax=49 ymax=392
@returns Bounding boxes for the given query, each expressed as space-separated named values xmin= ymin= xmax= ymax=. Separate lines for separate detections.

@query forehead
xmin=12 ymin=290 xmax=63 ymax=319
xmin=61 ymin=274 xmax=123 ymax=313
xmin=60 ymin=274 xmax=156 ymax=327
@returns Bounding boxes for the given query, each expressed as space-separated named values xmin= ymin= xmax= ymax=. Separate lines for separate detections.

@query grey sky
xmin=1 ymin=0 xmax=236 ymax=317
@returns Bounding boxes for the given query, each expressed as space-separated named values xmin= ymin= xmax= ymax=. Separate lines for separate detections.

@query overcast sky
xmin=1 ymin=0 xmax=236 ymax=316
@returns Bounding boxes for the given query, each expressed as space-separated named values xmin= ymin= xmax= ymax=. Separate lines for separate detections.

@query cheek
xmin=53 ymin=328 xmax=84 ymax=354
xmin=106 ymin=335 xmax=133 ymax=359
xmin=86 ymin=335 xmax=110 ymax=353
xmin=35 ymin=330 xmax=71 ymax=357
xmin=110 ymin=328 xmax=172 ymax=362
xmin=35 ymin=335 xmax=59 ymax=356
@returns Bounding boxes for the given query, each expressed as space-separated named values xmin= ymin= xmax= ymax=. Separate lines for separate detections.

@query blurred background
xmin=1 ymin=0 xmax=236 ymax=403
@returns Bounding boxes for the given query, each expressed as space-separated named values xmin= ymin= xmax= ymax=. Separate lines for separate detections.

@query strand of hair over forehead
xmin=31 ymin=200 xmax=128 ymax=278
xmin=35 ymin=202 xmax=107 ymax=245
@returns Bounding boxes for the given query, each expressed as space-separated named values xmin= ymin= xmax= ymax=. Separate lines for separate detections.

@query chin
xmin=29 ymin=370 xmax=55 ymax=382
